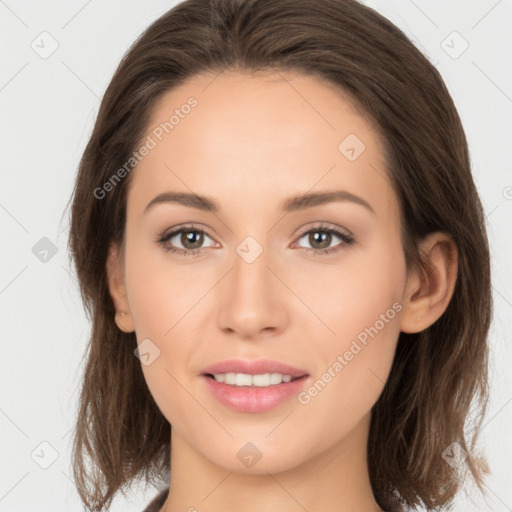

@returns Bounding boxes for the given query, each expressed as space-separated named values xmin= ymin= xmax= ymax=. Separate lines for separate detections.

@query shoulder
xmin=142 ymin=488 xmax=169 ymax=512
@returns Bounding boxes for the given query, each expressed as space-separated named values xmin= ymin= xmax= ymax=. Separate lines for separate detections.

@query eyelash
xmin=156 ymin=223 xmax=355 ymax=258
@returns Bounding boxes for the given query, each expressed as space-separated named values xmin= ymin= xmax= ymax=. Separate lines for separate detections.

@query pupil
xmin=310 ymin=231 xmax=330 ymax=249
xmin=183 ymin=231 xmax=203 ymax=249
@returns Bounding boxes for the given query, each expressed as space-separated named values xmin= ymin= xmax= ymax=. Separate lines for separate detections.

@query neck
xmin=162 ymin=412 xmax=383 ymax=512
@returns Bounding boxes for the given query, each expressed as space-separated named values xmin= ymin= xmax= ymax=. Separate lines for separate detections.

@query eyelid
xmin=294 ymin=221 xmax=353 ymax=239
xmin=160 ymin=222 xmax=213 ymax=239
xmin=158 ymin=223 xmax=217 ymax=246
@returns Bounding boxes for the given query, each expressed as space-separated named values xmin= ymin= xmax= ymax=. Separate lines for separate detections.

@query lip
xmin=201 ymin=358 xmax=309 ymax=378
xmin=201 ymin=359 xmax=310 ymax=413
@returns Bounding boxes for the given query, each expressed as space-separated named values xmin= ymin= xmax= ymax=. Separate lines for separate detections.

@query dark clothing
xmin=142 ymin=488 xmax=169 ymax=512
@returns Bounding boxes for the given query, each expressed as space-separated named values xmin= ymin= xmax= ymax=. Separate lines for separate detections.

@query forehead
xmin=127 ymin=69 xmax=397 ymax=222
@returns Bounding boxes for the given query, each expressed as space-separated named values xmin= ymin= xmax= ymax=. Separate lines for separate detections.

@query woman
xmin=66 ymin=0 xmax=492 ymax=511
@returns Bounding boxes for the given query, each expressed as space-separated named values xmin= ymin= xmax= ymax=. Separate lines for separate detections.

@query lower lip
xmin=202 ymin=375 xmax=309 ymax=413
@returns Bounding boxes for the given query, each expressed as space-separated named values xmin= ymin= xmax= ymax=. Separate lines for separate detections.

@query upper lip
xmin=202 ymin=359 xmax=309 ymax=378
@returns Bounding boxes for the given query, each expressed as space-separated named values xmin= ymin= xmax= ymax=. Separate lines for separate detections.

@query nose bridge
xmin=216 ymin=235 xmax=288 ymax=337
xmin=232 ymin=238 xmax=272 ymax=297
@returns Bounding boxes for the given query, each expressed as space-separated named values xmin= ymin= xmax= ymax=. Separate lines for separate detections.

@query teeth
xmin=212 ymin=372 xmax=294 ymax=386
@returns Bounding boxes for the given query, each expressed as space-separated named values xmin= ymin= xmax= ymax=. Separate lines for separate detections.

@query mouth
xmin=200 ymin=358 xmax=309 ymax=385
xmin=200 ymin=359 xmax=310 ymax=413
xmin=203 ymin=372 xmax=305 ymax=387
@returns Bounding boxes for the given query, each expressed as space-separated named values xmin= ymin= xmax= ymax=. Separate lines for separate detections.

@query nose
xmin=216 ymin=246 xmax=289 ymax=340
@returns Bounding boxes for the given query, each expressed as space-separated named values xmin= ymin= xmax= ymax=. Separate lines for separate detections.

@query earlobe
xmin=400 ymin=232 xmax=458 ymax=334
xmin=114 ymin=311 xmax=134 ymax=333
xmin=106 ymin=242 xmax=135 ymax=333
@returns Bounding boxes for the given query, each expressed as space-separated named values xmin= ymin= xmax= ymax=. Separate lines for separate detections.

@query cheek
xmin=297 ymin=295 xmax=402 ymax=444
xmin=306 ymin=239 xmax=405 ymax=350
xmin=301 ymin=240 xmax=405 ymax=415
xmin=124 ymin=244 xmax=206 ymax=422
xmin=124 ymin=241 xmax=202 ymax=339
xmin=140 ymin=356 xmax=203 ymax=443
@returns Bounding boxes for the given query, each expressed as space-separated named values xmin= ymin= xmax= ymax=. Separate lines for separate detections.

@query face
xmin=114 ymin=69 xmax=409 ymax=474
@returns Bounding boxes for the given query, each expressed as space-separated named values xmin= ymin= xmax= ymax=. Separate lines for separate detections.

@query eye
xmin=156 ymin=222 xmax=355 ymax=258
xmin=294 ymin=224 xmax=355 ymax=256
xmin=156 ymin=224 xmax=216 ymax=257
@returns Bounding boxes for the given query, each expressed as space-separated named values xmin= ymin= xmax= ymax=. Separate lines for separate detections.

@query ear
xmin=400 ymin=232 xmax=458 ymax=333
xmin=106 ymin=241 xmax=135 ymax=333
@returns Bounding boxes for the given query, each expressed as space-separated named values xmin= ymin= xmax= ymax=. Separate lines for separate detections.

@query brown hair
xmin=66 ymin=0 xmax=492 ymax=510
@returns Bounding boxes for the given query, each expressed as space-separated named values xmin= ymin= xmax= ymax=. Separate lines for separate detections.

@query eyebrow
xmin=143 ymin=190 xmax=375 ymax=215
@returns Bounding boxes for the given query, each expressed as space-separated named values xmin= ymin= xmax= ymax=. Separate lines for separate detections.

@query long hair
xmin=66 ymin=0 xmax=492 ymax=510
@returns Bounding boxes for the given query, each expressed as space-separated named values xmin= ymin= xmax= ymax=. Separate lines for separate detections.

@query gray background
xmin=1 ymin=0 xmax=511 ymax=510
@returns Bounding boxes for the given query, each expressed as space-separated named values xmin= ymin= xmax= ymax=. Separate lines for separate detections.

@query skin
xmin=107 ymin=69 xmax=458 ymax=512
